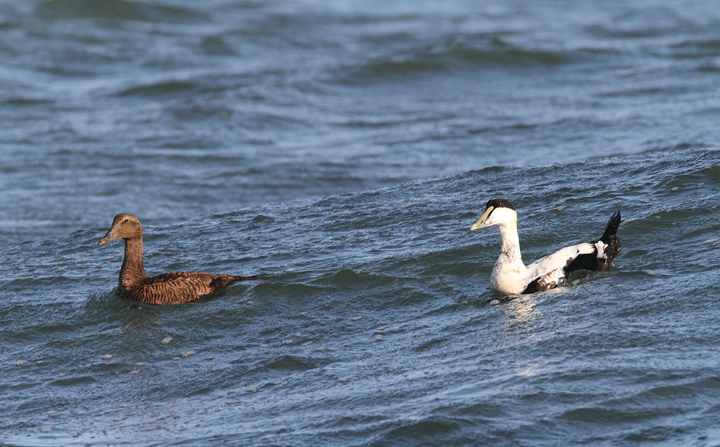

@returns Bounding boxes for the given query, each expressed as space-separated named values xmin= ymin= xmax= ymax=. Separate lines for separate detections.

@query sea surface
xmin=1 ymin=0 xmax=720 ymax=446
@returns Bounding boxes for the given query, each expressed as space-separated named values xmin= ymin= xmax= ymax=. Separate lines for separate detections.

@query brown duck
xmin=98 ymin=213 xmax=256 ymax=305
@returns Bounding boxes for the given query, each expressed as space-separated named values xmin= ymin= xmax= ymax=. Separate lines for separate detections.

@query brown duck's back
xmin=121 ymin=271 xmax=242 ymax=305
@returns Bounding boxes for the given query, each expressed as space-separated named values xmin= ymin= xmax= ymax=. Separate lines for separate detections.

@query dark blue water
xmin=1 ymin=1 xmax=720 ymax=445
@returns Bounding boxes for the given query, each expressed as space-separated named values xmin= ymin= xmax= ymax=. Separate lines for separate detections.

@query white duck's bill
xmin=470 ymin=206 xmax=494 ymax=231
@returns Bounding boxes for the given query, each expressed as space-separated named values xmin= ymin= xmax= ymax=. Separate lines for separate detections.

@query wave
xmin=35 ymin=0 xmax=210 ymax=24
xmin=2 ymin=147 xmax=720 ymax=445
xmin=332 ymin=35 xmax=590 ymax=84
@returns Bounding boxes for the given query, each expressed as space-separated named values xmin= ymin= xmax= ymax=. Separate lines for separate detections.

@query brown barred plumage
xmin=99 ymin=213 xmax=256 ymax=305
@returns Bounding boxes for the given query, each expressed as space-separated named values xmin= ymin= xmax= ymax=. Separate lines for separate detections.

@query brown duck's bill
xmin=98 ymin=227 xmax=117 ymax=246
xmin=470 ymin=206 xmax=494 ymax=231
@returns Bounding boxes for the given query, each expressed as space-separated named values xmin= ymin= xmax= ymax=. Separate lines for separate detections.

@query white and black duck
xmin=470 ymin=198 xmax=621 ymax=295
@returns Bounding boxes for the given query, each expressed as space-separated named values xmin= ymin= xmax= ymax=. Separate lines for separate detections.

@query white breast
xmin=490 ymin=257 xmax=530 ymax=295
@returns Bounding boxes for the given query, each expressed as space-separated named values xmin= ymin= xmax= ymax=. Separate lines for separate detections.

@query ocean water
xmin=1 ymin=0 xmax=720 ymax=446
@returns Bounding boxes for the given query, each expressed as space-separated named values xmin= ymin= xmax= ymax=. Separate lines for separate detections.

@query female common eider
xmin=98 ymin=213 xmax=256 ymax=305
xmin=470 ymin=198 xmax=621 ymax=295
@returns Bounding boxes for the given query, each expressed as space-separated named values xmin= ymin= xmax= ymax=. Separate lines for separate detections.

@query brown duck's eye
xmin=124 ymin=219 xmax=129 ymax=223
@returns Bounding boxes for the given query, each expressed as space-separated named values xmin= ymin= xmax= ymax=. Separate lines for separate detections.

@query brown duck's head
xmin=98 ymin=213 xmax=143 ymax=246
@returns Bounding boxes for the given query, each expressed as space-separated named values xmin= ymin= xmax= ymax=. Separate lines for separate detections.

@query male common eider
xmin=470 ymin=198 xmax=621 ymax=295
xmin=98 ymin=213 xmax=256 ymax=305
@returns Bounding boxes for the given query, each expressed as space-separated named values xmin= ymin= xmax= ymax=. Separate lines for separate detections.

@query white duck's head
xmin=470 ymin=198 xmax=517 ymax=230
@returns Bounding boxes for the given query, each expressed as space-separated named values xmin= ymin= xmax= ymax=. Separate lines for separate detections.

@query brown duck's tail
xmin=233 ymin=274 xmax=261 ymax=281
